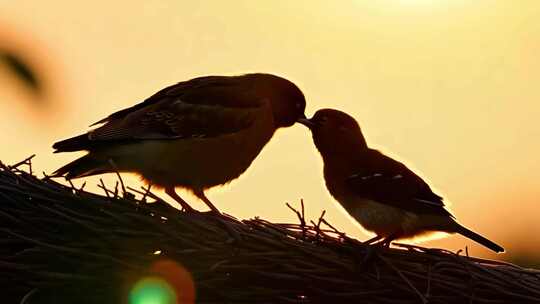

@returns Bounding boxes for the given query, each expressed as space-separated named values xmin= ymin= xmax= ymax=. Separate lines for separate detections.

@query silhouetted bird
xmin=299 ymin=109 xmax=504 ymax=253
xmin=53 ymin=73 xmax=307 ymax=213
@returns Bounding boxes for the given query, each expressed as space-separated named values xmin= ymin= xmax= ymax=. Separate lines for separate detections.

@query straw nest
xmin=1 ymin=156 xmax=539 ymax=304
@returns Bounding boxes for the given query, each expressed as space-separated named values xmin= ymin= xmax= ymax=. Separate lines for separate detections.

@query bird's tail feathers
xmin=452 ymin=222 xmax=504 ymax=253
xmin=51 ymin=155 xmax=110 ymax=179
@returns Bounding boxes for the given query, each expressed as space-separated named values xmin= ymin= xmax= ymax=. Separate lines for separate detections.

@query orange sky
xmin=1 ymin=1 xmax=539 ymax=259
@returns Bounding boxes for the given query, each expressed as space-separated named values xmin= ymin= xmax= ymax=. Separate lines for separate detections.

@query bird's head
xmin=298 ymin=108 xmax=368 ymax=156
xmin=249 ymin=73 xmax=306 ymax=128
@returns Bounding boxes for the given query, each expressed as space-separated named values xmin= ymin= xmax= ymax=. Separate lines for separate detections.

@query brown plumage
xmin=299 ymin=109 xmax=504 ymax=253
xmin=53 ymin=73 xmax=307 ymax=213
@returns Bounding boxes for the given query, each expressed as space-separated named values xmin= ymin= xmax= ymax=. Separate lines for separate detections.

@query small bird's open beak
xmin=297 ymin=118 xmax=316 ymax=130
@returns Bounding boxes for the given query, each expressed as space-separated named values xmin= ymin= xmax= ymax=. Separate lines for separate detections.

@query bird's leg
xmin=379 ymin=234 xmax=398 ymax=248
xmin=194 ymin=189 xmax=221 ymax=214
xmin=354 ymin=234 xmax=397 ymax=268
xmin=165 ymin=187 xmax=196 ymax=212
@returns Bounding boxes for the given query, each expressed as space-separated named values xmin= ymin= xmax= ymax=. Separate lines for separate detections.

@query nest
xmin=1 ymin=156 xmax=539 ymax=304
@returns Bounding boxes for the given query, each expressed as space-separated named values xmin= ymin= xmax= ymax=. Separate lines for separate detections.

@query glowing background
xmin=1 ymin=1 xmax=539 ymax=262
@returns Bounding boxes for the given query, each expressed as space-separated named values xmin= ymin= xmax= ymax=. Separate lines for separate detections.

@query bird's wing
xmin=346 ymin=150 xmax=453 ymax=217
xmin=53 ymin=76 xmax=264 ymax=152
xmin=90 ymin=75 xmax=259 ymax=126
xmin=88 ymin=76 xmax=262 ymax=141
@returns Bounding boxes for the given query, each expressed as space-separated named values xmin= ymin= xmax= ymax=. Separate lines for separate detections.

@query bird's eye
xmin=295 ymin=102 xmax=302 ymax=109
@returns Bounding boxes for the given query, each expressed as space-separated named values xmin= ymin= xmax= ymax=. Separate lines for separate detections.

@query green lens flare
xmin=129 ymin=277 xmax=176 ymax=304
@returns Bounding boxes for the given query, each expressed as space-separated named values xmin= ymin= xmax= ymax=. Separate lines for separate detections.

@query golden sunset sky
xmin=1 ymin=1 xmax=539 ymax=260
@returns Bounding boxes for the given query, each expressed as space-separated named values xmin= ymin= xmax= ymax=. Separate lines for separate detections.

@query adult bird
xmin=298 ymin=109 xmax=504 ymax=253
xmin=53 ymin=73 xmax=307 ymax=213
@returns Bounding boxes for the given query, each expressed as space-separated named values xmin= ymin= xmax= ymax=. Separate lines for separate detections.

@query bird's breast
xmin=341 ymin=198 xmax=411 ymax=237
xmin=121 ymin=107 xmax=276 ymax=189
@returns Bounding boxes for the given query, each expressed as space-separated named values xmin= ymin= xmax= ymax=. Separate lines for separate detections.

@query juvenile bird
xmin=299 ymin=109 xmax=504 ymax=253
xmin=53 ymin=73 xmax=307 ymax=213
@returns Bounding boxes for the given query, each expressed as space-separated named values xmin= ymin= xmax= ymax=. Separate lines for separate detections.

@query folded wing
xmin=346 ymin=150 xmax=453 ymax=217
xmin=53 ymin=76 xmax=262 ymax=152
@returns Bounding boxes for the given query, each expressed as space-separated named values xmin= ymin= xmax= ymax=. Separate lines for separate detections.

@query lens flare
xmin=127 ymin=259 xmax=195 ymax=304
xmin=129 ymin=277 xmax=176 ymax=304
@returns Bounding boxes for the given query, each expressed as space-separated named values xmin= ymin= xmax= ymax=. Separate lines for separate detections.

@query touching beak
xmin=297 ymin=117 xmax=316 ymax=130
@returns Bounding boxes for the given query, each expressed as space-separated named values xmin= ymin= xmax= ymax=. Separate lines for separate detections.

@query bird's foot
xmin=352 ymin=236 xmax=395 ymax=268
xmin=354 ymin=241 xmax=395 ymax=270
xmin=373 ymin=235 xmax=396 ymax=250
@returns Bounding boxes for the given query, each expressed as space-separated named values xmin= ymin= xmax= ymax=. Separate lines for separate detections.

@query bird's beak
xmin=297 ymin=118 xmax=316 ymax=130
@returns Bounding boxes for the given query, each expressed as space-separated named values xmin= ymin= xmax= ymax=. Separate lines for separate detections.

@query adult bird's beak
xmin=297 ymin=117 xmax=316 ymax=130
